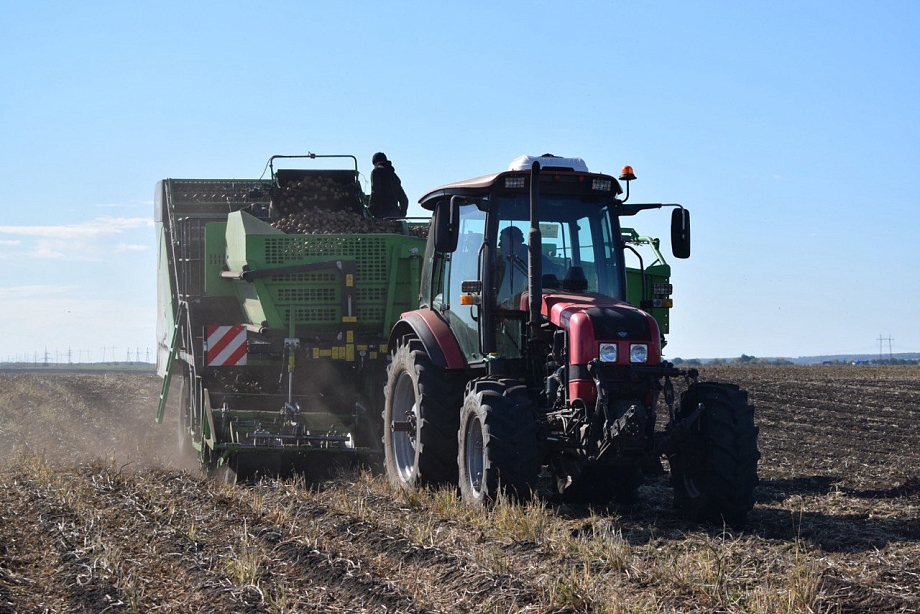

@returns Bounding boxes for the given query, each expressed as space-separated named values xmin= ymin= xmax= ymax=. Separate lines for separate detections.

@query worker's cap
xmin=372 ymin=152 xmax=388 ymax=164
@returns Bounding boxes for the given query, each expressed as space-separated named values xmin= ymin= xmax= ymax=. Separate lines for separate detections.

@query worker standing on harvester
xmin=368 ymin=152 xmax=409 ymax=218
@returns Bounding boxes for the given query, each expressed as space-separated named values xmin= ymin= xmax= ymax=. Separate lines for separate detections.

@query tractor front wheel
xmin=668 ymin=382 xmax=760 ymax=527
xmin=458 ymin=378 xmax=540 ymax=506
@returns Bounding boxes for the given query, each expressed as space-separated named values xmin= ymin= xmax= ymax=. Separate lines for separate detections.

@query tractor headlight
xmin=599 ymin=343 xmax=618 ymax=363
xmin=629 ymin=343 xmax=649 ymax=363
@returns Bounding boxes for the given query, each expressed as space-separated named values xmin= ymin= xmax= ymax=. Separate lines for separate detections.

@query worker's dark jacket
xmin=369 ymin=161 xmax=409 ymax=218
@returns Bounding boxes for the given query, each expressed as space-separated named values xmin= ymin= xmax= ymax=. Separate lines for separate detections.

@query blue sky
xmin=1 ymin=1 xmax=918 ymax=361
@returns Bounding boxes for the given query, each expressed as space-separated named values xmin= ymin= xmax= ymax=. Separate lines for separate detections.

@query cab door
xmin=430 ymin=202 xmax=487 ymax=363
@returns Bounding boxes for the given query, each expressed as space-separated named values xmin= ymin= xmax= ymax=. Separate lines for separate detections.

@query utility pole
xmin=878 ymin=335 xmax=895 ymax=363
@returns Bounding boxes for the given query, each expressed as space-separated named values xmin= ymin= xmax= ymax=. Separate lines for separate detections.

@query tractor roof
xmin=418 ymin=158 xmax=621 ymax=211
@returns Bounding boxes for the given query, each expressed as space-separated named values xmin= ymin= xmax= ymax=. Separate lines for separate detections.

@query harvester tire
xmin=458 ymin=378 xmax=540 ymax=506
xmin=383 ymin=337 xmax=463 ymax=490
xmin=177 ymin=373 xmax=197 ymax=462
xmin=668 ymin=382 xmax=760 ymax=527
xmin=562 ymin=465 xmax=644 ymax=505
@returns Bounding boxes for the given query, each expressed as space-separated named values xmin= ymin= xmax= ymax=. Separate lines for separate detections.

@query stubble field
xmin=0 ymin=365 xmax=918 ymax=613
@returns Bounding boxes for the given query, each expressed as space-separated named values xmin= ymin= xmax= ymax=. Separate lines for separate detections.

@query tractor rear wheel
xmin=383 ymin=337 xmax=462 ymax=490
xmin=668 ymin=382 xmax=760 ymax=527
xmin=458 ymin=378 xmax=540 ymax=506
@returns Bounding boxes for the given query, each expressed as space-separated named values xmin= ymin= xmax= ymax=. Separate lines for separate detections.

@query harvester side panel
xmin=626 ymin=264 xmax=671 ymax=335
xmin=221 ymin=210 xmax=423 ymax=337
xmin=157 ymin=172 xmax=426 ymax=474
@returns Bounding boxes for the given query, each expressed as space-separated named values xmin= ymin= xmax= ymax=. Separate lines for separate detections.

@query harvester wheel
xmin=383 ymin=337 xmax=462 ymax=490
xmin=561 ymin=465 xmax=644 ymax=505
xmin=458 ymin=378 xmax=540 ymax=506
xmin=177 ymin=373 xmax=196 ymax=462
xmin=668 ymin=382 xmax=760 ymax=527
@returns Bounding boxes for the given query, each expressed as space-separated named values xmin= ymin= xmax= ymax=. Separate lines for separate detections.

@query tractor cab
xmin=418 ymin=154 xmax=687 ymax=374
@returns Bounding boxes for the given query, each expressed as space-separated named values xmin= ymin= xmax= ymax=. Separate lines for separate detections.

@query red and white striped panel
xmin=206 ymin=325 xmax=248 ymax=366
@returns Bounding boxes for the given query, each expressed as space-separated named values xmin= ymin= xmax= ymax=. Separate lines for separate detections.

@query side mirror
xmin=433 ymin=198 xmax=460 ymax=252
xmin=671 ymin=208 xmax=691 ymax=259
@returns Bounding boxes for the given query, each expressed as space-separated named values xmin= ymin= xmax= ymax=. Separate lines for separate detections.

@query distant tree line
xmin=672 ymin=355 xmax=919 ymax=366
xmin=675 ymin=355 xmax=804 ymax=366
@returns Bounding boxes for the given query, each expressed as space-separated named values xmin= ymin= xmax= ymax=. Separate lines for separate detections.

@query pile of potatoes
xmin=172 ymin=181 xmax=266 ymax=203
xmin=273 ymin=176 xmax=358 ymax=214
xmin=271 ymin=208 xmax=405 ymax=235
xmin=268 ymin=176 xmax=430 ymax=238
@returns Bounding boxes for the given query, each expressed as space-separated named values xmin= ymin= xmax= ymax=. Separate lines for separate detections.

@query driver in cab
xmin=496 ymin=226 xmax=529 ymax=308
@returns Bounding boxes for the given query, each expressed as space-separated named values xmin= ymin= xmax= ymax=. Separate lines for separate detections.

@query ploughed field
xmin=0 ymin=365 xmax=918 ymax=613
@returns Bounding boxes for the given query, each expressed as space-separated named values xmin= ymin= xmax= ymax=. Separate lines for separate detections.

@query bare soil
xmin=0 ymin=365 xmax=918 ymax=612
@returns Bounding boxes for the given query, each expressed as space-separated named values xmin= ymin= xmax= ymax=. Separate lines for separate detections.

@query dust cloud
xmin=0 ymin=371 xmax=196 ymax=473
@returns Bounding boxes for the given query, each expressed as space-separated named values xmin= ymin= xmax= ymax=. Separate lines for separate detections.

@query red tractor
xmin=382 ymin=155 xmax=759 ymax=526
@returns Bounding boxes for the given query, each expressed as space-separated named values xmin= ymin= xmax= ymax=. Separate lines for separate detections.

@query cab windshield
xmin=492 ymin=194 xmax=624 ymax=304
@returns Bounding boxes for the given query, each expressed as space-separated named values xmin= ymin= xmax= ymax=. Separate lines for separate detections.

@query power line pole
xmin=878 ymin=334 xmax=895 ymax=362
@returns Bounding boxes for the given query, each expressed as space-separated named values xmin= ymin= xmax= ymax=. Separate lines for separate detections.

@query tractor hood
xmin=533 ymin=291 xmax=662 ymax=366
xmin=539 ymin=292 xmax=650 ymax=335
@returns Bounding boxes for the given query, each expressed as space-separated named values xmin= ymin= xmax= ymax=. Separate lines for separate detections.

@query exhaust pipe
xmin=529 ymin=162 xmax=543 ymax=335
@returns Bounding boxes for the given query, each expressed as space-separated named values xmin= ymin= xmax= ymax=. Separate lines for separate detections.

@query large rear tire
xmin=668 ymin=382 xmax=760 ymax=527
xmin=383 ymin=337 xmax=462 ymax=490
xmin=458 ymin=378 xmax=540 ymax=506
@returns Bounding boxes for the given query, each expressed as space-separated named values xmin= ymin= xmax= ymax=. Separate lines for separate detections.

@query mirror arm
xmin=619 ymin=202 xmax=683 ymax=216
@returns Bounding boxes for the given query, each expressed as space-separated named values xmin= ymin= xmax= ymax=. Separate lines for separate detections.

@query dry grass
xmin=1 ymin=367 xmax=919 ymax=612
